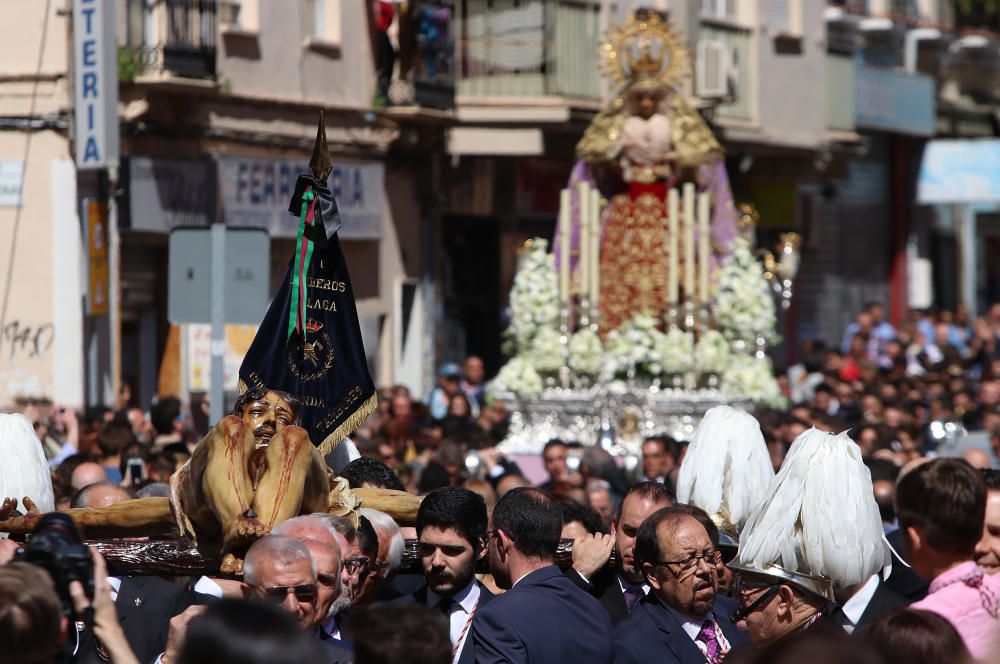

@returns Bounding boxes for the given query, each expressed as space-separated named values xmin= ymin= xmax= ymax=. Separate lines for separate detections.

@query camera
xmin=16 ymin=512 xmax=94 ymax=620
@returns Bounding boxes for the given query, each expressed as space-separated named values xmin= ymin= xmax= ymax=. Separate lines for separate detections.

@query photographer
xmin=1 ymin=549 xmax=137 ymax=664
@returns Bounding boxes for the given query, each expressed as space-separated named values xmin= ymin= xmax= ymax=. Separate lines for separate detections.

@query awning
xmin=917 ymin=139 xmax=1000 ymax=204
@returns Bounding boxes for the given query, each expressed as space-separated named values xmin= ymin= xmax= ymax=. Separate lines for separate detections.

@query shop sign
xmin=218 ymin=157 xmax=384 ymax=240
xmin=73 ymin=0 xmax=119 ymax=169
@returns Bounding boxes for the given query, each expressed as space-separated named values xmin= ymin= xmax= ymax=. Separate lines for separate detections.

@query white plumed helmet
xmin=730 ymin=428 xmax=890 ymax=601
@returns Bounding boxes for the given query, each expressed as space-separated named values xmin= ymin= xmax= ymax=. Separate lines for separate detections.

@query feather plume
xmin=675 ymin=405 xmax=774 ymax=533
xmin=0 ymin=414 xmax=55 ymax=514
xmin=737 ymin=428 xmax=889 ymax=588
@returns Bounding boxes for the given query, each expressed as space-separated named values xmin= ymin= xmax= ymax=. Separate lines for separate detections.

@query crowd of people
xmin=2 ymin=301 xmax=1000 ymax=663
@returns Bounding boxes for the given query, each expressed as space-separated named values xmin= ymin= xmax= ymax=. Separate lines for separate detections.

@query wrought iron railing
xmin=119 ymin=0 xmax=217 ymax=81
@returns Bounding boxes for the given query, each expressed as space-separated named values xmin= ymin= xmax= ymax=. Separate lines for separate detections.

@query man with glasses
xmin=728 ymin=429 xmax=889 ymax=650
xmin=472 ymin=487 xmax=613 ymax=664
xmin=395 ymin=486 xmax=495 ymax=664
xmin=613 ymin=508 xmax=747 ymax=664
xmin=243 ymin=534 xmax=352 ymax=663
xmin=244 ymin=535 xmax=322 ymax=629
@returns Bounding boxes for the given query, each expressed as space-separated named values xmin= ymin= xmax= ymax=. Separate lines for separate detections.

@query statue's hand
xmin=21 ymin=497 xmax=39 ymax=516
xmin=0 ymin=498 xmax=18 ymax=521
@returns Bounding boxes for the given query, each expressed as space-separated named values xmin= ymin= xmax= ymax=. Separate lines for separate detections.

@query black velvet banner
xmin=239 ymin=174 xmax=376 ymax=465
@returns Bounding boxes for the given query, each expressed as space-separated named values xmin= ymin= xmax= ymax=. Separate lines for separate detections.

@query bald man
xmin=963 ymin=448 xmax=992 ymax=470
xmin=70 ymin=462 xmax=108 ymax=491
xmin=71 ymin=481 xmax=132 ymax=509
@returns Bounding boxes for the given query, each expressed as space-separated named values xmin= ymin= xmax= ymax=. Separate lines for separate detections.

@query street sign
xmin=167 ymin=227 xmax=270 ymax=325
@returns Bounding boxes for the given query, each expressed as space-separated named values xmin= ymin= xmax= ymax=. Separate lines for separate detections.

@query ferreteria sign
xmin=218 ymin=156 xmax=384 ymax=240
xmin=73 ymin=0 xmax=119 ymax=170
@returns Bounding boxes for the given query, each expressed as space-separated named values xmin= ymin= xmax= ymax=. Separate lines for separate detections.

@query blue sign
xmin=855 ymin=65 xmax=935 ymax=137
xmin=73 ymin=0 xmax=119 ymax=169
xmin=918 ymin=140 xmax=1000 ymax=204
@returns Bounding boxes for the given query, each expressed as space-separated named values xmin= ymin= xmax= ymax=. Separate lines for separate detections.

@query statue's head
xmin=232 ymin=388 xmax=301 ymax=443
xmin=627 ymin=83 xmax=666 ymax=120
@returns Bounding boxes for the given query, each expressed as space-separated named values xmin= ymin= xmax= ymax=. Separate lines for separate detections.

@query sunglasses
xmin=730 ymin=583 xmax=780 ymax=623
xmin=258 ymin=583 xmax=318 ymax=604
xmin=344 ymin=557 xmax=371 ymax=576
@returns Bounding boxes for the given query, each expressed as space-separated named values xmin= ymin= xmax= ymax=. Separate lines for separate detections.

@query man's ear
xmin=643 ymin=562 xmax=662 ymax=590
xmin=776 ymin=584 xmax=796 ymax=619
xmin=476 ymin=538 xmax=488 ymax=561
xmin=905 ymin=525 xmax=923 ymax=558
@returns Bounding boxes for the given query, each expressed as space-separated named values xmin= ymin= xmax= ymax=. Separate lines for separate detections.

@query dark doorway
xmin=441 ymin=216 xmax=502 ymax=375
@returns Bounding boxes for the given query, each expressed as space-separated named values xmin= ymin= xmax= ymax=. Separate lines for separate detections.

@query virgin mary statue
xmin=555 ymin=11 xmax=740 ymax=334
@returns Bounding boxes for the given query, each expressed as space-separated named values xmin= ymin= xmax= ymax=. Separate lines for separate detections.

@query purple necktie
xmin=696 ymin=619 xmax=721 ymax=664
xmin=623 ymin=586 xmax=643 ymax=612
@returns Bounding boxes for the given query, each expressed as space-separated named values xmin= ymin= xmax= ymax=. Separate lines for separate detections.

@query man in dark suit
xmin=834 ymin=574 xmax=909 ymax=633
xmin=395 ymin=487 xmax=495 ymax=664
xmin=72 ymin=481 xmax=210 ymax=664
xmin=566 ymin=480 xmax=674 ymax=625
xmin=472 ymin=487 xmax=613 ymax=663
xmin=613 ymin=508 xmax=748 ymax=664
xmin=75 ymin=574 xmax=205 ymax=664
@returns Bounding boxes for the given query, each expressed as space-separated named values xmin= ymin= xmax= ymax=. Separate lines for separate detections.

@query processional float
xmin=490 ymin=11 xmax=797 ymax=458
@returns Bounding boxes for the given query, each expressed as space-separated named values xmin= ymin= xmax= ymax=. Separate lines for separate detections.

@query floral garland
xmin=504 ymin=238 xmax=561 ymax=355
xmin=694 ymin=329 xmax=730 ymax=375
xmin=714 ymin=235 xmax=778 ymax=344
xmin=568 ymin=328 xmax=603 ymax=377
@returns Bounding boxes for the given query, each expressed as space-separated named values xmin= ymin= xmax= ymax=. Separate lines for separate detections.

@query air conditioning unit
xmin=696 ymin=40 xmax=737 ymax=99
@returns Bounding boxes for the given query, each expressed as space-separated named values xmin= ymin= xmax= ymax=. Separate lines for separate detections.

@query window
xmin=219 ymin=0 xmax=259 ymax=33
xmin=701 ymin=0 xmax=737 ymax=21
xmin=769 ymin=0 xmax=802 ymax=37
xmin=303 ymin=0 xmax=342 ymax=47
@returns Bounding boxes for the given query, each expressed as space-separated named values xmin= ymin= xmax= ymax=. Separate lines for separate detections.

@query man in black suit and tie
xmin=567 ymin=480 xmax=674 ymax=625
xmin=833 ymin=574 xmax=908 ymax=633
xmin=395 ymin=487 xmax=495 ymax=664
xmin=472 ymin=487 xmax=613 ymax=663
xmin=613 ymin=508 xmax=748 ymax=664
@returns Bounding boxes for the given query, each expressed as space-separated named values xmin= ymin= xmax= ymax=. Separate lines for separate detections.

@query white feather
xmin=737 ymin=428 xmax=890 ymax=587
xmin=675 ymin=405 xmax=774 ymax=532
xmin=0 ymin=413 xmax=55 ymax=514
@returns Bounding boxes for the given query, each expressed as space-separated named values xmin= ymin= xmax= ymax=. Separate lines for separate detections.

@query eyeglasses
xmin=344 ymin=557 xmax=371 ymax=576
xmin=655 ymin=550 xmax=722 ymax=571
xmin=258 ymin=584 xmax=318 ymax=605
xmin=730 ymin=580 xmax=781 ymax=623
xmin=317 ymin=573 xmax=338 ymax=588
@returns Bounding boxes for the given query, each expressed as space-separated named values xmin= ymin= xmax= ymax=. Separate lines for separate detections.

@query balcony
xmin=698 ymin=23 xmax=752 ymax=121
xmin=119 ymin=0 xmax=218 ymax=82
xmin=454 ymin=0 xmax=601 ymax=101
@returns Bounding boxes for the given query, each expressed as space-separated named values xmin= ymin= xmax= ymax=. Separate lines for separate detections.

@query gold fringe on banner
xmin=318 ymin=392 xmax=378 ymax=456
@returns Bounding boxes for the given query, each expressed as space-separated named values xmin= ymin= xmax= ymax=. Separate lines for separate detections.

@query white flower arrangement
xmin=659 ymin=328 xmax=694 ymax=375
xmin=722 ymin=354 xmax=787 ymax=408
xmin=603 ymin=313 xmax=667 ymax=379
xmin=694 ymin=329 xmax=730 ymax=375
xmin=713 ymin=235 xmax=778 ymax=344
xmin=526 ymin=326 xmax=565 ymax=375
xmin=488 ymin=356 xmax=545 ymax=399
xmin=568 ymin=328 xmax=603 ymax=377
xmin=506 ymin=238 xmax=561 ymax=354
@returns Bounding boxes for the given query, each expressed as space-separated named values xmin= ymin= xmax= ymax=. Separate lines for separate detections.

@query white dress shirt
xmin=840 ymin=574 xmax=880 ymax=634
xmin=428 ymin=580 xmax=481 ymax=663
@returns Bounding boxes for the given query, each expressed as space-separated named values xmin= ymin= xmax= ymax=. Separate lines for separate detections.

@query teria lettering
xmin=82 ymin=72 xmax=98 ymax=98
xmin=83 ymin=136 xmax=100 ymax=162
